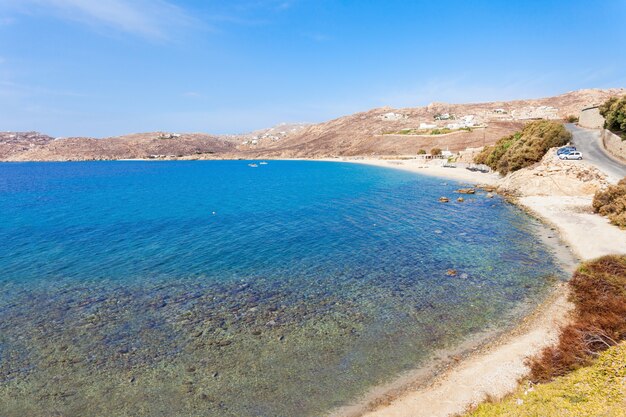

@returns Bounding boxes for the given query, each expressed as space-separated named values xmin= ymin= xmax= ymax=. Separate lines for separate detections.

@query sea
xmin=0 ymin=160 xmax=566 ymax=416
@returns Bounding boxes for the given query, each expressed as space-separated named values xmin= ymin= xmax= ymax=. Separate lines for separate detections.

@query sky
xmin=0 ymin=0 xmax=625 ymax=137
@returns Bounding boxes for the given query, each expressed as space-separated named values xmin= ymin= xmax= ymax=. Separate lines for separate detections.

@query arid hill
xmin=2 ymin=88 xmax=623 ymax=161
xmin=2 ymin=132 xmax=238 ymax=161
xmin=0 ymin=132 xmax=55 ymax=160
xmin=235 ymin=88 xmax=625 ymax=158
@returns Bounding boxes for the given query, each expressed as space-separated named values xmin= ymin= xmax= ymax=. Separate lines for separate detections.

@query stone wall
xmin=579 ymin=107 xmax=605 ymax=129
xmin=602 ymin=129 xmax=626 ymax=162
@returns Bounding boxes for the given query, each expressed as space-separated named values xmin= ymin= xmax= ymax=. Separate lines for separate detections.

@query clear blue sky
xmin=1 ymin=0 xmax=625 ymax=137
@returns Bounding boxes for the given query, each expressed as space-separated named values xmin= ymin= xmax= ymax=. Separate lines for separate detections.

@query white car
xmin=559 ymin=151 xmax=583 ymax=160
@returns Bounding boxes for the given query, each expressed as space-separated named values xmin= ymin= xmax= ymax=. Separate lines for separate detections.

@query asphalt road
xmin=565 ymin=123 xmax=626 ymax=181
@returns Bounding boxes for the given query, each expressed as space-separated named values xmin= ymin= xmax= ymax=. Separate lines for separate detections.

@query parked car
xmin=559 ymin=151 xmax=583 ymax=160
xmin=557 ymin=146 xmax=576 ymax=155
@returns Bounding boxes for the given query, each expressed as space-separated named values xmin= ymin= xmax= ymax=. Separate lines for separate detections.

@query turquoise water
xmin=0 ymin=161 xmax=564 ymax=416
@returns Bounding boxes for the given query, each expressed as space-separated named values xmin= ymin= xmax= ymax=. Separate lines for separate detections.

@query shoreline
xmin=331 ymin=284 xmax=572 ymax=417
xmin=327 ymin=157 xmax=626 ymax=417
xmin=3 ymin=157 xmax=624 ymax=416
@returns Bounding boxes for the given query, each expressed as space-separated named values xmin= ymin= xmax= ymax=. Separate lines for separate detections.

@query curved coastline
xmin=325 ymin=157 xmax=597 ymax=417
xmin=2 ymin=159 xmax=621 ymax=416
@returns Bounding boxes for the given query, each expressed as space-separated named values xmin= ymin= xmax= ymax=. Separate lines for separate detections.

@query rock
xmin=186 ymin=366 xmax=196 ymax=373
xmin=438 ymin=197 xmax=450 ymax=203
xmin=460 ymin=273 xmax=469 ymax=279
xmin=457 ymin=197 xmax=464 ymax=202
xmin=456 ymin=188 xmax=476 ymax=194
xmin=486 ymin=193 xmax=494 ymax=198
xmin=446 ymin=269 xmax=457 ymax=276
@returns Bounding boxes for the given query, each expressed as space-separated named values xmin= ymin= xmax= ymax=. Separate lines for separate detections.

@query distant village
xmin=379 ymin=104 xmax=560 ymax=135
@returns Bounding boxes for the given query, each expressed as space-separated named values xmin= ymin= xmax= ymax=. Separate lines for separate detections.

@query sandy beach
xmin=329 ymin=157 xmax=626 ymax=417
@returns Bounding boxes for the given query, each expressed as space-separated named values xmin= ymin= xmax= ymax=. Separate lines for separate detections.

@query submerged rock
xmin=457 ymin=197 xmax=465 ymax=202
xmin=438 ymin=197 xmax=450 ymax=203
xmin=456 ymin=188 xmax=476 ymax=194
xmin=446 ymin=269 xmax=457 ymax=276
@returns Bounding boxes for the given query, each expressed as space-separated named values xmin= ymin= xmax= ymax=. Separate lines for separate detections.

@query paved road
xmin=565 ymin=123 xmax=626 ymax=181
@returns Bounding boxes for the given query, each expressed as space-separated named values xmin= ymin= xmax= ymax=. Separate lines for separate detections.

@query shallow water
xmin=0 ymin=161 xmax=565 ymax=416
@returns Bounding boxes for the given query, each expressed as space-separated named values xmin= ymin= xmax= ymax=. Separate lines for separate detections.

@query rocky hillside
xmin=3 ymin=132 xmax=238 ymax=161
xmin=498 ymin=149 xmax=610 ymax=196
xmin=2 ymin=88 xmax=623 ymax=161
xmin=0 ymin=132 xmax=55 ymax=160
xmin=237 ymin=88 xmax=625 ymax=158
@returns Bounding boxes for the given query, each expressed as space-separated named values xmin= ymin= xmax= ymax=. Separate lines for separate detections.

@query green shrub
xmin=565 ymin=115 xmax=579 ymax=123
xmin=430 ymin=128 xmax=452 ymax=135
xmin=430 ymin=147 xmax=442 ymax=156
xmin=417 ymin=149 xmax=426 ymax=155
xmin=473 ymin=120 xmax=571 ymax=175
xmin=592 ymin=178 xmax=626 ymax=228
xmin=599 ymin=95 xmax=626 ymax=133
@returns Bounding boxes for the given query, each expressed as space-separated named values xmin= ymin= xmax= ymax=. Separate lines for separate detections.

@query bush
xmin=565 ymin=115 xmax=579 ymax=123
xmin=470 ymin=343 xmax=626 ymax=416
xmin=417 ymin=149 xmax=426 ymax=155
xmin=599 ymin=95 xmax=626 ymax=132
xmin=430 ymin=128 xmax=452 ymax=135
xmin=473 ymin=120 xmax=571 ymax=175
xmin=430 ymin=147 xmax=442 ymax=156
xmin=528 ymin=255 xmax=626 ymax=382
xmin=592 ymin=177 xmax=626 ymax=228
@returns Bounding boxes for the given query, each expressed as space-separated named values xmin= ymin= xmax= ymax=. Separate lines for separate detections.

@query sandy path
xmin=519 ymin=195 xmax=626 ymax=260
xmin=328 ymin=158 xmax=626 ymax=417
xmin=340 ymin=287 xmax=572 ymax=417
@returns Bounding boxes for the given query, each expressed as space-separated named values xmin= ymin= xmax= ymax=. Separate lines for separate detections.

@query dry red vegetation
xmin=528 ymin=255 xmax=626 ymax=382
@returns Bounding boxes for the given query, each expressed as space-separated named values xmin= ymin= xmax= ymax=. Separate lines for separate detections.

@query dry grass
xmin=528 ymin=255 xmax=626 ymax=382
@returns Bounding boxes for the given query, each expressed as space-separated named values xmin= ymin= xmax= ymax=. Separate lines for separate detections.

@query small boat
xmin=259 ymin=161 xmax=268 ymax=165
xmin=248 ymin=163 xmax=258 ymax=167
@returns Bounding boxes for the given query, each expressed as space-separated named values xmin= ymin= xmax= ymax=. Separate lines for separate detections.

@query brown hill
xmin=2 ymin=88 xmax=623 ymax=161
xmin=0 ymin=131 xmax=55 ymax=160
xmin=4 ymin=132 xmax=238 ymax=161
xmin=235 ymin=88 xmax=625 ymax=158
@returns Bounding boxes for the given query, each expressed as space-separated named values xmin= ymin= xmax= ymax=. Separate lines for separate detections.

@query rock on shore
xmin=498 ymin=149 xmax=609 ymax=197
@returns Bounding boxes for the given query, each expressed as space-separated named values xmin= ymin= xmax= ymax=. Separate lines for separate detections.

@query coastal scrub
xmin=474 ymin=121 xmax=571 ymax=175
xmin=469 ymin=342 xmax=626 ymax=417
xmin=593 ymin=177 xmax=626 ymax=228
xmin=529 ymin=255 xmax=626 ymax=382
xmin=600 ymin=95 xmax=626 ymax=136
